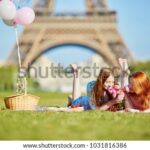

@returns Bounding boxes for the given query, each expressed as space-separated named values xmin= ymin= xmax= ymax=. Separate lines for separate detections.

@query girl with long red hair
xmin=68 ymin=64 xmax=124 ymax=111
xmin=125 ymin=71 xmax=150 ymax=112
xmin=119 ymin=58 xmax=150 ymax=112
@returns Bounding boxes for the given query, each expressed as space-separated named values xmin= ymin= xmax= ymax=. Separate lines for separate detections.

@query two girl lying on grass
xmin=67 ymin=58 xmax=150 ymax=113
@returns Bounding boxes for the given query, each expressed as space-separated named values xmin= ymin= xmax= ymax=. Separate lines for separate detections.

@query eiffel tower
xmin=6 ymin=0 xmax=134 ymax=69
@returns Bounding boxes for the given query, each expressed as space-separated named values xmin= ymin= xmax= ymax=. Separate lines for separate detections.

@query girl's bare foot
xmin=70 ymin=64 xmax=78 ymax=71
xmin=70 ymin=64 xmax=80 ymax=75
xmin=119 ymin=58 xmax=130 ymax=75
xmin=67 ymin=95 xmax=73 ymax=107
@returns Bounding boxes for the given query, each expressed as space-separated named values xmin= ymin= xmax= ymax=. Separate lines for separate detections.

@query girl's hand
xmin=114 ymin=84 xmax=120 ymax=90
xmin=107 ymin=87 xmax=117 ymax=98
xmin=112 ymin=98 xmax=123 ymax=105
xmin=116 ymin=92 xmax=125 ymax=101
xmin=123 ymin=85 xmax=130 ymax=93
xmin=114 ymin=91 xmax=125 ymax=102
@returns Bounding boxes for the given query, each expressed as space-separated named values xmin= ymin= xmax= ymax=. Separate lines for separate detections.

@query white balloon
xmin=0 ymin=0 xmax=17 ymax=20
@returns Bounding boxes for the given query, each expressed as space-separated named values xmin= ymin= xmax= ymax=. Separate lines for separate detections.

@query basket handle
xmin=24 ymin=77 xmax=27 ymax=96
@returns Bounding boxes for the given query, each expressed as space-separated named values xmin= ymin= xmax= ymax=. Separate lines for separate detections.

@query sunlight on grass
xmin=0 ymin=91 xmax=150 ymax=140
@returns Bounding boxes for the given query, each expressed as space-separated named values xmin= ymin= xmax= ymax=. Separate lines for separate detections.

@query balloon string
xmin=14 ymin=26 xmax=22 ymax=70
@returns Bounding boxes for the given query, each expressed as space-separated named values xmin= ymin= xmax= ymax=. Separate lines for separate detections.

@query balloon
xmin=14 ymin=7 xmax=35 ymax=25
xmin=3 ymin=19 xmax=17 ymax=26
xmin=0 ymin=0 xmax=17 ymax=20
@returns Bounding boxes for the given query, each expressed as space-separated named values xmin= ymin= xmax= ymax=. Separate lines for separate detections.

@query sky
xmin=0 ymin=0 xmax=150 ymax=65
xmin=109 ymin=0 xmax=150 ymax=61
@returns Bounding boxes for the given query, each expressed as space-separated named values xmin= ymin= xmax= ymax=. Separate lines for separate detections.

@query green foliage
xmin=130 ymin=61 xmax=150 ymax=75
xmin=0 ymin=66 xmax=40 ymax=92
xmin=0 ymin=66 xmax=17 ymax=91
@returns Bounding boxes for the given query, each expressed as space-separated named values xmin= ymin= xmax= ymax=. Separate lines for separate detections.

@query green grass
xmin=0 ymin=91 xmax=150 ymax=140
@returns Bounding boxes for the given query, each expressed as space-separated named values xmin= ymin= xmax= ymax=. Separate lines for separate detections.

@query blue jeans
xmin=71 ymin=96 xmax=91 ymax=110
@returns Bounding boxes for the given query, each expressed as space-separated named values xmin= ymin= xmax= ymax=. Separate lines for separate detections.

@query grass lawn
xmin=0 ymin=91 xmax=150 ymax=140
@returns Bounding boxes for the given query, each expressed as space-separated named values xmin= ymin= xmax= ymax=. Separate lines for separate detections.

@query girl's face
xmin=129 ymin=77 xmax=143 ymax=94
xmin=103 ymin=75 xmax=115 ymax=90
xmin=129 ymin=78 xmax=136 ymax=93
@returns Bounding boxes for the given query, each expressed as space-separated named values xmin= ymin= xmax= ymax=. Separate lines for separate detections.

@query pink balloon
xmin=14 ymin=7 xmax=35 ymax=25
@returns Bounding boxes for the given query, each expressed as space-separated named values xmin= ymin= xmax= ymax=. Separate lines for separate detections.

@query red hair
xmin=129 ymin=71 xmax=150 ymax=110
xmin=92 ymin=67 xmax=114 ymax=107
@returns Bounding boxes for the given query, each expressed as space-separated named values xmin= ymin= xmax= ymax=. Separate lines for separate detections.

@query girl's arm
xmin=125 ymin=108 xmax=140 ymax=112
xmin=97 ymin=99 xmax=121 ymax=111
xmin=125 ymin=95 xmax=133 ymax=109
xmin=143 ymin=109 xmax=150 ymax=113
xmin=126 ymin=108 xmax=150 ymax=113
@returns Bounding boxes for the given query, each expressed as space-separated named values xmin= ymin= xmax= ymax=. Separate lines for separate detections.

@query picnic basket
xmin=4 ymin=94 xmax=40 ymax=111
xmin=4 ymin=76 xmax=40 ymax=111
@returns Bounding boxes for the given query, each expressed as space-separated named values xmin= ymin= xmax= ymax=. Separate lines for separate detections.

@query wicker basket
xmin=4 ymin=94 xmax=40 ymax=111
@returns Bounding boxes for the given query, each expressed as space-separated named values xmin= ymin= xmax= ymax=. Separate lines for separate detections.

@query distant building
xmin=30 ymin=54 xmax=108 ymax=93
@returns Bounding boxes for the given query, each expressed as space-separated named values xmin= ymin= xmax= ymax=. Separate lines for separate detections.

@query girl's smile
xmin=103 ymin=75 xmax=115 ymax=90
